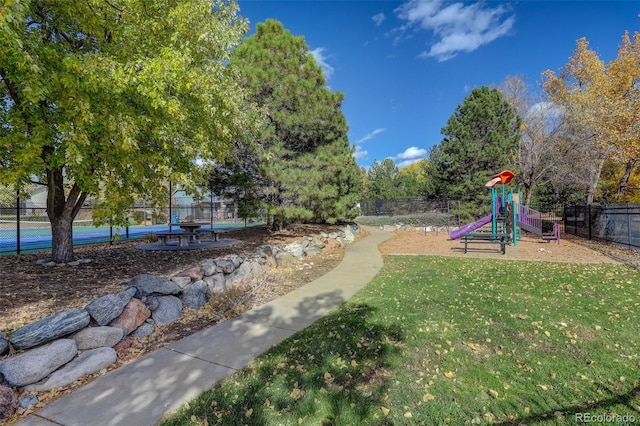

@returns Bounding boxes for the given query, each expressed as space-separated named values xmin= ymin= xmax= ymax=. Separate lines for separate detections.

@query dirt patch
xmin=378 ymin=230 xmax=628 ymax=265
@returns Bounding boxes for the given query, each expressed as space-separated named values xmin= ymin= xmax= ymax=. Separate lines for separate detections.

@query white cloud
xmin=394 ymin=146 xmax=428 ymax=160
xmin=372 ymin=13 xmax=386 ymax=26
xmin=354 ymin=146 xmax=369 ymax=160
xmin=356 ymin=128 xmax=385 ymax=144
xmin=390 ymin=146 xmax=428 ymax=168
xmin=395 ymin=0 xmax=515 ymax=62
xmin=310 ymin=47 xmax=334 ymax=80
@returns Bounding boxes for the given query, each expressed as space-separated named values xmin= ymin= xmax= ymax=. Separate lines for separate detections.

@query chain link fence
xmin=0 ymin=185 xmax=262 ymax=255
xmin=564 ymin=204 xmax=640 ymax=251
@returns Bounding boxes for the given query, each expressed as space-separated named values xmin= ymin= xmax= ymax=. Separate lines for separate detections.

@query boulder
xmin=226 ymin=262 xmax=252 ymax=288
xmin=252 ymin=245 xmax=276 ymax=267
xmin=151 ymin=296 xmax=183 ymax=325
xmin=128 ymin=274 xmax=180 ymax=298
xmin=25 ymin=347 xmax=117 ymax=392
xmin=284 ymin=239 xmax=309 ymax=259
xmin=73 ymin=326 xmax=124 ymax=350
xmin=308 ymin=235 xmax=325 ymax=250
xmin=173 ymin=266 xmax=204 ymax=282
xmin=200 ymin=258 xmax=218 ymax=276
xmin=130 ymin=323 xmax=155 ymax=338
xmin=322 ymin=238 xmax=340 ymax=251
xmin=215 ymin=258 xmax=236 ymax=274
xmin=343 ymin=227 xmax=355 ymax=242
xmin=9 ymin=308 xmax=90 ymax=350
xmin=0 ymin=339 xmax=77 ymax=387
xmin=0 ymin=333 xmax=8 ymax=356
xmin=227 ymin=260 xmax=265 ymax=288
xmin=228 ymin=254 xmax=243 ymax=269
xmin=304 ymin=246 xmax=322 ymax=257
xmin=85 ymin=287 xmax=137 ymax=326
xmin=0 ymin=385 xmax=17 ymax=422
xmin=181 ymin=281 xmax=209 ymax=309
xmin=143 ymin=296 xmax=160 ymax=311
xmin=170 ymin=276 xmax=191 ymax=289
xmin=109 ymin=298 xmax=151 ymax=335
xmin=205 ymin=273 xmax=226 ymax=294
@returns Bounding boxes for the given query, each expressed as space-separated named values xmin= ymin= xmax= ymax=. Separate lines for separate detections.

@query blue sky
xmin=237 ymin=1 xmax=640 ymax=168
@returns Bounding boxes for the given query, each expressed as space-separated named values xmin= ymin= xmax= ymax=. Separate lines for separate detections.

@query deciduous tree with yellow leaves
xmin=544 ymin=32 xmax=640 ymax=202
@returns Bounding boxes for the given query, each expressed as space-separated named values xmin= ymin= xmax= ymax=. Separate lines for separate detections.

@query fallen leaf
xmin=444 ymin=371 xmax=456 ymax=378
xmin=423 ymin=393 xmax=435 ymax=402
xmin=381 ymin=407 xmax=390 ymax=416
xmin=488 ymin=389 xmax=499 ymax=398
xmin=404 ymin=412 xmax=413 ymax=418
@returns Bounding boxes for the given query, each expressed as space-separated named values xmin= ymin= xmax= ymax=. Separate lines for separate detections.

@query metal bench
xmin=195 ymin=228 xmax=219 ymax=242
xmin=154 ymin=232 xmax=191 ymax=247
xmin=461 ymin=233 xmax=510 ymax=254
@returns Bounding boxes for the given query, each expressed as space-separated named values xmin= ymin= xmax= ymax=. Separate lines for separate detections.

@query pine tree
xmin=229 ymin=19 xmax=361 ymax=228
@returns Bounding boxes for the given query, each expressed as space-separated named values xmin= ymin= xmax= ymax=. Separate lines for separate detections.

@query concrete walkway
xmin=17 ymin=226 xmax=391 ymax=426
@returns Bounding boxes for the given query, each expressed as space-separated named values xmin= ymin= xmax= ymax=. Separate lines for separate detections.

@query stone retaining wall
xmin=0 ymin=224 xmax=360 ymax=420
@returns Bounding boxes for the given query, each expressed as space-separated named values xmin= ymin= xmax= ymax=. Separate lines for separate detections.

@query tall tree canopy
xmin=544 ymin=32 xmax=640 ymax=202
xmin=229 ymin=19 xmax=361 ymax=228
xmin=499 ymin=75 xmax=567 ymax=206
xmin=0 ymin=0 xmax=253 ymax=262
xmin=426 ymin=86 xmax=520 ymax=212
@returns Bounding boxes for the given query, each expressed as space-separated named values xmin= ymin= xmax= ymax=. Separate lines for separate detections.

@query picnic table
xmin=155 ymin=223 xmax=210 ymax=247
xmin=461 ymin=232 xmax=510 ymax=255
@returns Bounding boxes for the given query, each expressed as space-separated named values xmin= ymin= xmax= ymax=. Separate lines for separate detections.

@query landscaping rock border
xmin=0 ymin=223 xmax=360 ymax=419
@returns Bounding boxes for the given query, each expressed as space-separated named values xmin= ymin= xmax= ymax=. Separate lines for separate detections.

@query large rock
xmin=152 ymin=296 xmax=183 ymax=325
xmin=130 ymin=323 xmax=155 ymax=338
xmin=73 ymin=326 xmax=124 ymax=350
xmin=214 ymin=258 xmax=236 ymax=274
xmin=284 ymin=239 xmax=309 ymax=259
xmin=170 ymin=276 xmax=191 ymax=289
xmin=0 ymin=333 xmax=8 ymax=356
xmin=304 ymin=246 xmax=322 ymax=257
xmin=227 ymin=260 xmax=264 ymax=288
xmin=24 ymin=347 xmax=116 ymax=392
xmin=0 ymin=385 xmax=17 ymax=422
xmin=173 ymin=266 xmax=205 ymax=282
xmin=181 ymin=281 xmax=209 ymax=309
xmin=109 ymin=298 xmax=151 ymax=335
xmin=0 ymin=339 xmax=77 ymax=387
xmin=228 ymin=254 xmax=243 ymax=269
xmin=9 ymin=308 xmax=90 ymax=350
xmin=205 ymin=273 xmax=226 ymax=294
xmin=200 ymin=259 xmax=218 ymax=276
xmin=85 ymin=287 xmax=137 ymax=326
xmin=128 ymin=274 xmax=181 ymax=298
xmin=252 ymin=245 xmax=276 ymax=267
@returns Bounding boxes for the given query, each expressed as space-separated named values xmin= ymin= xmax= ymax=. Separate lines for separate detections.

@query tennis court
xmin=0 ymin=220 xmax=250 ymax=255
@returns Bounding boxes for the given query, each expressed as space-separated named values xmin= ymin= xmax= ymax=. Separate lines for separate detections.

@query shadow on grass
xmin=162 ymin=303 xmax=404 ymax=425
xmin=495 ymin=382 xmax=640 ymax=425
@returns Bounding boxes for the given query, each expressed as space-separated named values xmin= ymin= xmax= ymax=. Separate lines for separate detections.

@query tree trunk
xmin=51 ymin=215 xmax=75 ymax=263
xmin=616 ymin=159 xmax=637 ymax=199
xmin=46 ymin=166 xmax=88 ymax=263
xmin=586 ymin=157 xmax=606 ymax=205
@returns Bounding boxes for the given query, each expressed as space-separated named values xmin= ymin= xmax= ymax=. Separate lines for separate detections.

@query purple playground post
xmin=449 ymin=214 xmax=493 ymax=240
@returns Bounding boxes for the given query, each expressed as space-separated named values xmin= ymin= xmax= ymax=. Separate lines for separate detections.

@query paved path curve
xmin=17 ymin=226 xmax=391 ymax=426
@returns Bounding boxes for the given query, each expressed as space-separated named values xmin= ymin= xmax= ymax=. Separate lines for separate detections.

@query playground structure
xmin=449 ymin=170 xmax=560 ymax=251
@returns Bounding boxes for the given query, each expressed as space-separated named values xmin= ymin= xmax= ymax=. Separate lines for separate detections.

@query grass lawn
xmin=161 ymin=256 xmax=640 ymax=425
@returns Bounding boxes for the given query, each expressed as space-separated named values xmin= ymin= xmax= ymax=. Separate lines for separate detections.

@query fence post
xmin=628 ymin=203 xmax=632 ymax=250
xmin=16 ymin=189 xmax=21 ymax=254
xmin=588 ymin=204 xmax=592 ymax=240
